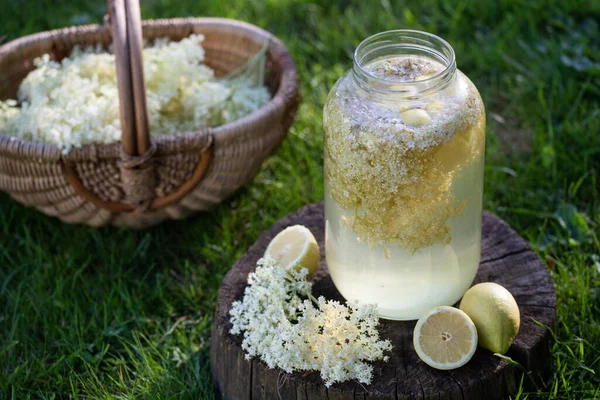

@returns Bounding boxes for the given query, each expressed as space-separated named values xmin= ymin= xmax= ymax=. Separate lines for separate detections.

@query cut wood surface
xmin=211 ymin=202 xmax=556 ymax=400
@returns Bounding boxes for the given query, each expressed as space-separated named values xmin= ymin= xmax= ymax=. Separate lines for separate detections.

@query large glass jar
xmin=324 ymin=30 xmax=485 ymax=320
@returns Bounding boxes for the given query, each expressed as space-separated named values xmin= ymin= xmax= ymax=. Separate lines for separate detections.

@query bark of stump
xmin=211 ymin=202 xmax=556 ymax=400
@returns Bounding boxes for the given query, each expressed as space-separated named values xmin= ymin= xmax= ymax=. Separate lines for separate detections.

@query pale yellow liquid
xmin=325 ymin=136 xmax=484 ymax=321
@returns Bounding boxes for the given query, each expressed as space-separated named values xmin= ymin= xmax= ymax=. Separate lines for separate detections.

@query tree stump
xmin=211 ymin=202 xmax=556 ymax=400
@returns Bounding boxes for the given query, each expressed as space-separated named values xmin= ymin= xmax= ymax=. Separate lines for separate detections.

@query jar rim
xmin=352 ymin=29 xmax=456 ymax=95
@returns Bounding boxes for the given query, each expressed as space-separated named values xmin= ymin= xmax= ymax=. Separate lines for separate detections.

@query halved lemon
xmin=264 ymin=225 xmax=320 ymax=278
xmin=413 ymin=306 xmax=478 ymax=370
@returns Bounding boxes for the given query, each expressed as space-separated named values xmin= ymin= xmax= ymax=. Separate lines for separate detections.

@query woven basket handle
xmin=64 ymin=1 xmax=215 ymax=214
xmin=107 ymin=0 xmax=150 ymax=156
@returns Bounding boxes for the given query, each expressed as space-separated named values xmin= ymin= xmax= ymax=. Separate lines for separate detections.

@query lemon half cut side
xmin=264 ymin=225 xmax=320 ymax=278
xmin=413 ymin=306 xmax=478 ymax=370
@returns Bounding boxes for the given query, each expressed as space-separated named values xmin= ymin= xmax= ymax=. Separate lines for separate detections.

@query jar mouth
xmin=352 ymin=30 xmax=456 ymax=95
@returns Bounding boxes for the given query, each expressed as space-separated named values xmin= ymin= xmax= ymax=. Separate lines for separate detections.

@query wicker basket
xmin=0 ymin=0 xmax=299 ymax=228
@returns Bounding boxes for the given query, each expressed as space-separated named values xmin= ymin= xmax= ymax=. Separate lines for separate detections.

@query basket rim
xmin=0 ymin=17 xmax=298 ymax=163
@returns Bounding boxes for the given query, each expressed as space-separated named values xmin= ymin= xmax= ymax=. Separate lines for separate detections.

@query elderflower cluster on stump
xmin=229 ymin=258 xmax=392 ymax=387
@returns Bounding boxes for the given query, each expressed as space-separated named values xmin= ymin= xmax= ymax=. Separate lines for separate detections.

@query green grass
xmin=0 ymin=0 xmax=599 ymax=398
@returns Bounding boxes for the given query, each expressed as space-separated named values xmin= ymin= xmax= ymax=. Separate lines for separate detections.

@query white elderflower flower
xmin=229 ymin=257 xmax=392 ymax=388
xmin=0 ymin=34 xmax=270 ymax=153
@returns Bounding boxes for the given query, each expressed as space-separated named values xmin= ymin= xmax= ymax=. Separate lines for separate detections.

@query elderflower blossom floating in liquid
xmin=229 ymin=258 xmax=392 ymax=387
xmin=324 ymin=31 xmax=486 ymax=320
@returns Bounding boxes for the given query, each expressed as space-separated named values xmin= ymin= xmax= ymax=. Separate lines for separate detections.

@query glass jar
xmin=323 ymin=30 xmax=485 ymax=320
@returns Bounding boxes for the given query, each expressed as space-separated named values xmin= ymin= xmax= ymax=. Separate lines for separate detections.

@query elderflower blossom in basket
xmin=0 ymin=34 xmax=270 ymax=153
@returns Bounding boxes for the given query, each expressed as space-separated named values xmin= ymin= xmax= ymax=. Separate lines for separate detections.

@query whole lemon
xmin=459 ymin=282 xmax=520 ymax=354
